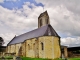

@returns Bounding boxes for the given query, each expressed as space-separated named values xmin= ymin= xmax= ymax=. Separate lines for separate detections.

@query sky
xmin=0 ymin=0 xmax=80 ymax=46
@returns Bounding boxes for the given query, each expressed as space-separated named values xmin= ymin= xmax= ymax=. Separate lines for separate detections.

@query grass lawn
xmin=69 ymin=58 xmax=80 ymax=60
xmin=21 ymin=57 xmax=80 ymax=60
xmin=21 ymin=57 xmax=48 ymax=60
xmin=0 ymin=56 xmax=13 ymax=60
xmin=21 ymin=57 xmax=63 ymax=60
xmin=5 ymin=56 xmax=13 ymax=59
xmin=1 ymin=56 xmax=80 ymax=60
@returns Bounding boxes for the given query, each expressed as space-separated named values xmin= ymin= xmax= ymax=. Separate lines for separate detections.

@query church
xmin=6 ymin=11 xmax=61 ymax=59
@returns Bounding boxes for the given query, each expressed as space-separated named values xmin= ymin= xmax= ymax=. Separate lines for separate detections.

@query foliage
xmin=0 ymin=37 xmax=4 ymax=46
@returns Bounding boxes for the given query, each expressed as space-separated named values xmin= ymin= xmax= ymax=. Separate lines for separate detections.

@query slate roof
xmin=8 ymin=24 xmax=60 ymax=45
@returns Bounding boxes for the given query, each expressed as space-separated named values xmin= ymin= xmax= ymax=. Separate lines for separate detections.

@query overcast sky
xmin=0 ymin=0 xmax=80 ymax=46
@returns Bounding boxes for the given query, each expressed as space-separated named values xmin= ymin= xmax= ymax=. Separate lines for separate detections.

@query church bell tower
xmin=38 ymin=11 xmax=50 ymax=28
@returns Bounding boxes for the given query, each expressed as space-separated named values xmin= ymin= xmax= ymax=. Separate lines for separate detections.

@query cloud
xmin=6 ymin=0 xmax=20 ymax=2
xmin=35 ymin=0 xmax=80 ymax=46
xmin=0 ymin=33 xmax=15 ymax=46
xmin=61 ymin=37 xmax=80 ymax=46
xmin=0 ymin=0 xmax=4 ymax=3
xmin=0 ymin=0 xmax=80 ymax=46
xmin=0 ymin=0 xmax=19 ymax=3
xmin=35 ymin=0 xmax=80 ymax=14
xmin=0 ymin=2 xmax=44 ymax=45
xmin=35 ymin=0 xmax=80 ymax=36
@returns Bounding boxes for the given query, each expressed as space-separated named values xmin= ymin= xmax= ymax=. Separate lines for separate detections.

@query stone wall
xmin=22 ymin=41 xmax=26 ymax=57
xmin=7 ymin=36 xmax=61 ymax=59
xmin=7 ymin=45 xmax=11 ymax=53
xmin=38 ymin=36 xmax=61 ymax=59
xmin=7 ymin=43 xmax=22 ymax=56
xmin=25 ymin=38 xmax=38 ymax=58
xmin=53 ymin=37 xmax=61 ymax=58
xmin=23 ymin=36 xmax=61 ymax=59
xmin=15 ymin=43 xmax=22 ymax=56
xmin=10 ymin=45 xmax=16 ymax=53
xmin=38 ymin=11 xmax=50 ymax=28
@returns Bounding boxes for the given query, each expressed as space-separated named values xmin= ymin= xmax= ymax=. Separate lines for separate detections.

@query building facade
xmin=6 ymin=11 xmax=61 ymax=59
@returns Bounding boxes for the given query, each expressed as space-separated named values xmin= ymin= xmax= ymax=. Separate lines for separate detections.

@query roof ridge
xmin=16 ymin=25 xmax=49 ymax=37
xmin=8 ymin=25 xmax=48 ymax=45
xmin=48 ymin=25 xmax=60 ymax=37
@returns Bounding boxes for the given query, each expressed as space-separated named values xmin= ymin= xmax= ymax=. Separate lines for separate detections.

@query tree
xmin=0 ymin=37 xmax=4 ymax=46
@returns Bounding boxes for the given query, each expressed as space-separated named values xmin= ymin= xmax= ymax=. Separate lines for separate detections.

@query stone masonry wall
xmin=7 ymin=36 xmax=61 ymax=59
xmin=38 ymin=36 xmax=61 ymax=59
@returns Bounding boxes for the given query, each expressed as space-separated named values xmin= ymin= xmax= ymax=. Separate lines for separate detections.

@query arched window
xmin=46 ymin=18 xmax=48 ymax=24
xmin=48 ymin=28 xmax=51 ymax=35
xmin=41 ymin=42 xmax=44 ymax=50
xmin=28 ymin=44 xmax=30 ymax=50
xmin=40 ymin=19 xmax=42 ymax=26
xmin=33 ymin=43 xmax=35 ymax=50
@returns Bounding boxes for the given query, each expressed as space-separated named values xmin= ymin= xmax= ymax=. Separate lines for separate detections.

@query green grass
xmin=1 ymin=56 xmax=80 ymax=60
xmin=69 ymin=58 xmax=80 ymax=60
xmin=21 ymin=57 xmax=64 ymax=60
xmin=21 ymin=57 xmax=80 ymax=60
xmin=21 ymin=57 xmax=49 ymax=60
xmin=5 ymin=56 xmax=13 ymax=59
xmin=0 ymin=56 xmax=13 ymax=59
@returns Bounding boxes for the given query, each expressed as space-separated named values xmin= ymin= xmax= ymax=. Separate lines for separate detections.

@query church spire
xmin=38 ymin=11 xmax=50 ymax=28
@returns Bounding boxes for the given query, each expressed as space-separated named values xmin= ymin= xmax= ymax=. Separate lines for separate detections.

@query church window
xmin=46 ymin=18 xmax=48 ymax=24
xmin=33 ymin=43 xmax=35 ymax=50
xmin=40 ymin=19 xmax=42 ymax=26
xmin=28 ymin=44 xmax=30 ymax=50
xmin=41 ymin=42 xmax=44 ymax=50
xmin=48 ymin=28 xmax=51 ymax=35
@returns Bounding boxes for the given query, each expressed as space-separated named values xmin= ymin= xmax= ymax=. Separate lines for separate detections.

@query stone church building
xmin=6 ymin=11 xmax=61 ymax=59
